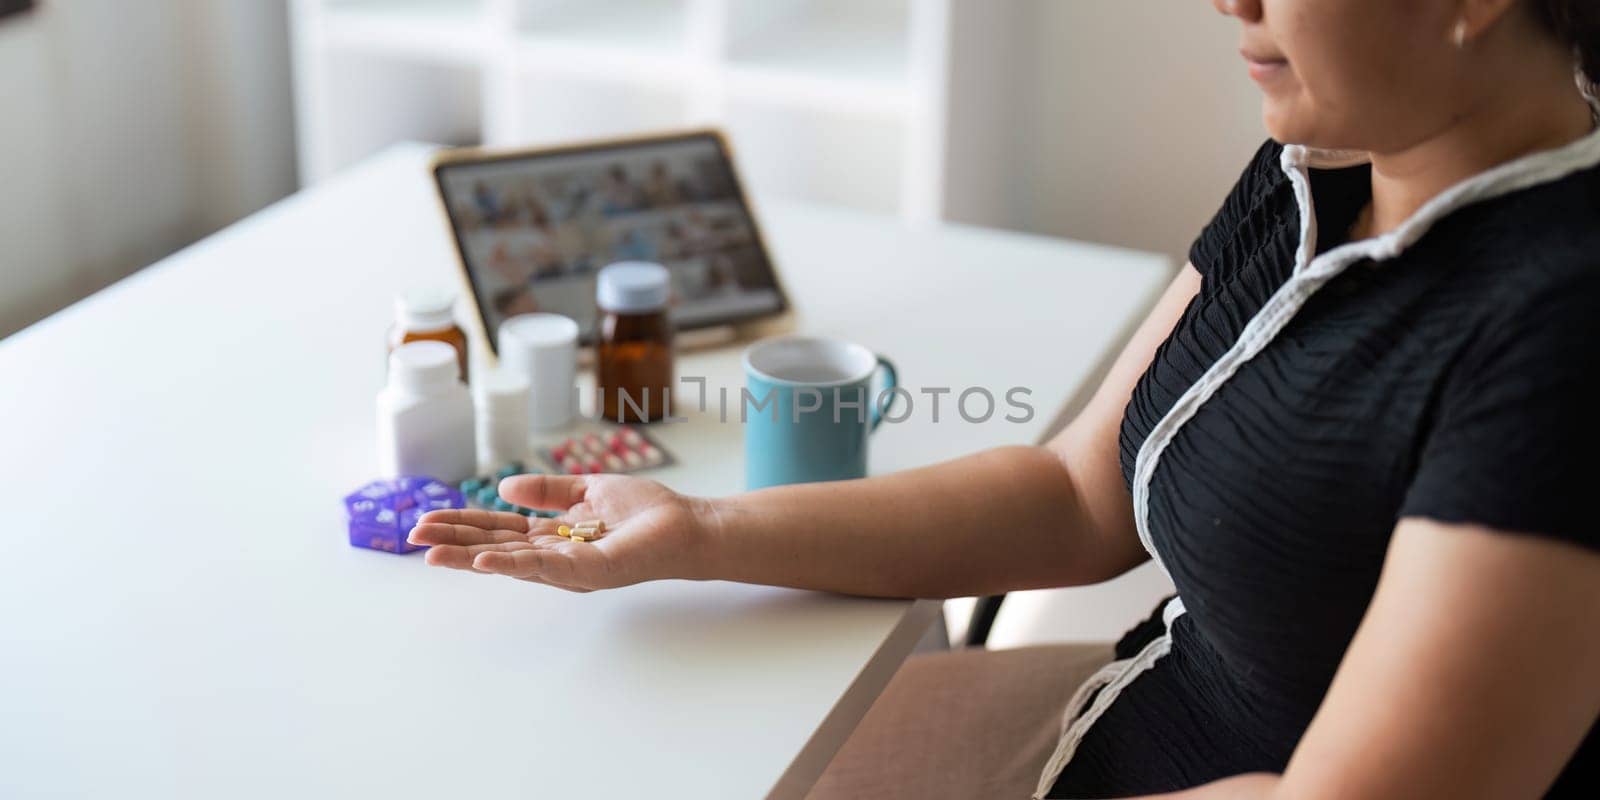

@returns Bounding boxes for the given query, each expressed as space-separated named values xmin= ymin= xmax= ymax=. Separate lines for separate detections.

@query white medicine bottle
xmin=474 ymin=368 xmax=531 ymax=472
xmin=377 ymin=341 xmax=476 ymax=483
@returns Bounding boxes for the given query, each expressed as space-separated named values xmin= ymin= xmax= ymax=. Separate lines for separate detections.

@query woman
xmin=410 ymin=0 xmax=1600 ymax=796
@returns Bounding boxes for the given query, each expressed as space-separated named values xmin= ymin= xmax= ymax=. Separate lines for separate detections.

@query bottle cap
xmin=596 ymin=262 xmax=670 ymax=313
xmin=389 ymin=341 xmax=460 ymax=393
xmin=499 ymin=313 xmax=579 ymax=348
xmin=474 ymin=368 xmax=530 ymax=416
xmin=395 ymin=287 xmax=457 ymax=332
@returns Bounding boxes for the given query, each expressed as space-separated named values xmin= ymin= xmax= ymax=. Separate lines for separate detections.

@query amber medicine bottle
xmin=595 ymin=262 xmax=674 ymax=424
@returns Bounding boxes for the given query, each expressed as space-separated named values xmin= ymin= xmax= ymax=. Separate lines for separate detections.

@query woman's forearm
xmin=686 ymin=266 xmax=1197 ymax=599
xmin=1140 ymin=773 xmax=1281 ymax=799
xmin=693 ymin=445 xmax=1145 ymax=598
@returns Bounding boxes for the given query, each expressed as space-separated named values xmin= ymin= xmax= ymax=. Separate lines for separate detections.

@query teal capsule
xmin=476 ymin=487 xmax=498 ymax=506
xmin=460 ymin=477 xmax=486 ymax=494
xmin=493 ymin=498 xmax=515 ymax=512
xmin=514 ymin=506 xmax=537 ymax=516
xmin=494 ymin=462 xmax=524 ymax=481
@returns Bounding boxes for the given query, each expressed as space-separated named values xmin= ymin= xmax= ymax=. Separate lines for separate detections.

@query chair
xmin=964 ymin=595 xmax=1006 ymax=647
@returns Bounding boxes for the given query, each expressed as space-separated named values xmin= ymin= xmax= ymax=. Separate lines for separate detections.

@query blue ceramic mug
xmin=742 ymin=336 xmax=899 ymax=489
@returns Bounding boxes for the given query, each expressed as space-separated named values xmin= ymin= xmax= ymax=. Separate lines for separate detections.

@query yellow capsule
xmin=572 ymin=535 xmax=588 ymax=543
xmin=556 ymin=525 xmax=572 ymax=538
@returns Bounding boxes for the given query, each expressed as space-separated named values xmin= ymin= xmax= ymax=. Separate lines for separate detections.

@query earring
xmin=1452 ymin=20 xmax=1468 ymax=48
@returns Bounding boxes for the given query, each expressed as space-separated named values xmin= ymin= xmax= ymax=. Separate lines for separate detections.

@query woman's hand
xmin=407 ymin=473 xmax=714 ymax=591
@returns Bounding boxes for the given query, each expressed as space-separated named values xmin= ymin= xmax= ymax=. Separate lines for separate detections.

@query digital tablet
xmin=432 ymin=130 xmax=789 ymax=352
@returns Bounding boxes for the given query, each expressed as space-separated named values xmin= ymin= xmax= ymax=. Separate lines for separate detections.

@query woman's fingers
xmin=415 ymin=508 xmax=530 ymax=533
xmin=422 ymin=543 xmax=480 ymax=570
xmin=421 ymin=540 xmax=542 ymax=570
xmin=525 ymin=517 xmax=564 ymax=537
xmin=413 ymin=518 xmax=570 ymax=568
xmin=408 ymin=521 xmax=529 ymax=547
xmin=473 ymin=538 xmax=615 ymax=588
xmin=499 ymin=474 xmax=588 ymax=512
xmin=413 ymin=496 xmax=628 ymax=589
xmin=473 ymin=548 xmax=553 ymax=579
xmin=422 ymin=538 xmax=597 ymax=592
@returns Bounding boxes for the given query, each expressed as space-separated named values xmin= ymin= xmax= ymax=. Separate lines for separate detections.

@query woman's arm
xmin=413 ymin=265 xmax=1201 ymax=597
xmin=691 ymin=264 xmax=1200 ymax=598
xmin=1142 ymin=520 xmax=1600 ymax=800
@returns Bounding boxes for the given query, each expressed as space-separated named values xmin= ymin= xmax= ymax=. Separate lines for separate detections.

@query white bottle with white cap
xmin=498 ymin=313 xmax=579 ymax=430
xmin=474 ymin=368 xmax=531 ymax=472
xmin=377 ymin=341 xmax=476 ymax=482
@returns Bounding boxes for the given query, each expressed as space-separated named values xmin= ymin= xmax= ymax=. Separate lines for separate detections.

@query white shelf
xmin=722 ymin=64 xmax=908 ymax=117
xmin=325 ymin=0 xmax=486 ymax=19
xmin=292 ymin=0 xmax=1017 ymax=222
xmin=503 ymin=67 xmax=691 ymax=145
xmin=518 ymin=0 xmax=691 ymax=57
xmin=321 ymin=0 xmax=490 ymax=64
xmin=725 ymin=0 xmax=911 ymax=88
xmin=512 ymin=37 xmax=695 ymax=88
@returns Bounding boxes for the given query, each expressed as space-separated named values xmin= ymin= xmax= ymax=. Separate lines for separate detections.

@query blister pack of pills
xmin=539 ymin=426 xmax=673 ymax=475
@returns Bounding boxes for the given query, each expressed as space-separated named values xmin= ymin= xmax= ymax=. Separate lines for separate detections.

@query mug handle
xmin=869 ymin=355 xmax=899 ymax=433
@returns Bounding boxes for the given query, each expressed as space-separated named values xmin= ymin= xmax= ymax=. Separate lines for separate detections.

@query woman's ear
xmin=1452 ymin=0 xmax=1532 ymax=45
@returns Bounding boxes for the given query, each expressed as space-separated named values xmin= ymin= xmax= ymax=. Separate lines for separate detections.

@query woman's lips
xmin=1242 ymin=50 xmax=1290 ymax=83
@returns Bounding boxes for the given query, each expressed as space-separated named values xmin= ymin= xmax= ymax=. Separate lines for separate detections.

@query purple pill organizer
xmin=342 ymin=476 xmax=465 ymax=554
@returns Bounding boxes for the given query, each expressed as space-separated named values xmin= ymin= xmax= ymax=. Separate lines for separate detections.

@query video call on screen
xmin=439 ymin=136 xmax=784 ymax=344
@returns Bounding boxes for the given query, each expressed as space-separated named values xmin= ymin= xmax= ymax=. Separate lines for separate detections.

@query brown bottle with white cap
xmin=388 ymin=287 xmax=469 ymax=383
xmin=596 ymin=262 xmax=674 ymax=423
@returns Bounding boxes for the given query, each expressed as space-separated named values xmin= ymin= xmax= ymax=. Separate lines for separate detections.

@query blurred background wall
xmin=0 ymin=0 xmax=295 ymax=337
xmin=1014 ymin=2 xmax=1265 ymax=262
xmin=0 ymin=0 xmax=1261 ymax=344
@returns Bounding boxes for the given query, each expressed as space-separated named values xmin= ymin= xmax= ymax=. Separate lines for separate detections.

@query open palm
xmin=407 ymin=473 xmax=707 ymax=591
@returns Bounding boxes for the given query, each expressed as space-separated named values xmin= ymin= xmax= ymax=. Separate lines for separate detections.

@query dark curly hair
xmin=1531 ymin=0 xmax=1599 ymax=94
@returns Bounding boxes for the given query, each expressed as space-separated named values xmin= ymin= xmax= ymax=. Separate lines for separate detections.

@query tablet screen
xmin=434 ymin=131 xmax=787 ymax=349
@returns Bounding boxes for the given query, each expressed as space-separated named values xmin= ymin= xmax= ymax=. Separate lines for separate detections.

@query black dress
xmin=1045 ymin=135 xmax=1600 ymax=798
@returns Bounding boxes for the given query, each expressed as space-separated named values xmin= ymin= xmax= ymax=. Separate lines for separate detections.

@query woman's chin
xmin=1261 ymin=99 xmax=1313 ymax=146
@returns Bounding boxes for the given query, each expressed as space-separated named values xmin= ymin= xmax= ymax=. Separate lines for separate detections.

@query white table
xmin=0 ymin=144 xmax=1170 ymax=799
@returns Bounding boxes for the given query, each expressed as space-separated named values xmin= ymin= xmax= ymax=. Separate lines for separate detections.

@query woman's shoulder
xmin=1398 ymin=236 xmax=1600 ymax=553
xmin=1241 ymin=138 xmax=1290 ymax=183
xmin=1223 ymin=138 xmax=1293 ymax=211
xmin=1187 ymin=139 xmax=1297 ymax=279
xmin=1444 ymin=161 xmax=1600 ymax=305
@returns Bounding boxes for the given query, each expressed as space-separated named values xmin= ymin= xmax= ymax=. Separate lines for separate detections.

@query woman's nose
xmin=1214 ymin=0 xmax=1263 ymax=21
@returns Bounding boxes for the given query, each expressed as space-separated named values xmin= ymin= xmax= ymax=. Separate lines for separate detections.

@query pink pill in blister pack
xmin=541 ymin=426 xmax=676 ymax=476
